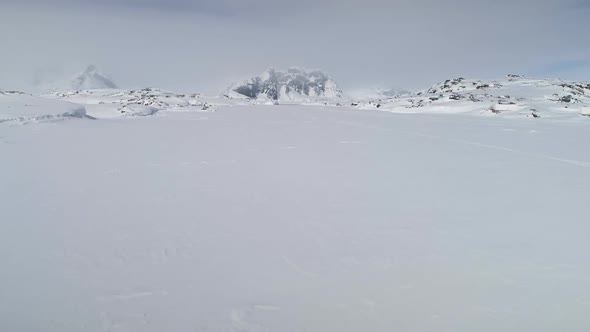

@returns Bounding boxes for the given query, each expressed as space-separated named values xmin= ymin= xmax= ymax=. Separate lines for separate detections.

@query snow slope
xmin=354 ymin=75 xmax=590 ymax=119
xmin=1 ymin=105 xmax=589 ymax=332
xmin=0 ymin=90 xmax=86 ymax=123
xmin=43 ymin=88 xmax=224 ymax=118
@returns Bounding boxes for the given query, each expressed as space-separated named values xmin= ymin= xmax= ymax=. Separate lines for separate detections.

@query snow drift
xmin=0 ymin=90 xmax=86 ymax=123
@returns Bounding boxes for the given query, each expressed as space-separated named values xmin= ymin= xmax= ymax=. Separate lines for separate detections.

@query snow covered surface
xmin=355 ymin=75 xmax=590 ymax=120
xmin=346 ymin=87 xmax=411 ymax=101
xmin=42 ymin=88 xmax=225 ymax=119
xmin=1 ymin=104 xmax=589 ymax=331
xmin=21 ymin=74 xmax=590 ymax=121
xmin=0 ymin=91 xmax=86 ymax=123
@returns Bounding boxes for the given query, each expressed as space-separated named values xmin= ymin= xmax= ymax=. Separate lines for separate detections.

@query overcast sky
xmin=1 ymin=0 xmax=589 ymax=93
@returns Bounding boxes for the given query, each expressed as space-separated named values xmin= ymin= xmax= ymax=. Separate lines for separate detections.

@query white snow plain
xmin=1 ymin=105 xmax=590 ymax=332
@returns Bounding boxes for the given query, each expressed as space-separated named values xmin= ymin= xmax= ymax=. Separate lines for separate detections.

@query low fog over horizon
xmin=1 ymin=0 xmax=589 ymax=93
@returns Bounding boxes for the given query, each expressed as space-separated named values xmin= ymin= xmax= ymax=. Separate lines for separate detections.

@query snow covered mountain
xmin=44 ymin=65 xmax=118 ymax=92
xmin=226 ymin=68 xmax=343 ymax=104
xmin=354 ymin=75 xmax=590 ymax=119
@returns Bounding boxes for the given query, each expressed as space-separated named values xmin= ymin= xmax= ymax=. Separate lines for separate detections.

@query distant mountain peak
xmin=42 ymin=65 xmax=118 ymax=92
xmin=70 ymin=65 xmax=118 ymax=90
xmin=84 ymin=64 xmax=98 ymax=73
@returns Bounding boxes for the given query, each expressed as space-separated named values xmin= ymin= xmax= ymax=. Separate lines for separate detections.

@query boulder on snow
xmin=489 ymin=103 xmax=522 ymax=114
xmin=119 ymin=105 xmax=158 ymax=117
xmin=581 ymin=107 xmax=590 ymax=117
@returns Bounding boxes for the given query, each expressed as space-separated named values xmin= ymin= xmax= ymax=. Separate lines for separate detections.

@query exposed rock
xmin=228 ymin=68 xmax=342 ymax=103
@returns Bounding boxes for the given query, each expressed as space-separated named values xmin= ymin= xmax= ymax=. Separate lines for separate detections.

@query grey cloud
xmin=0 ymin=0 xmax=587 ymax=93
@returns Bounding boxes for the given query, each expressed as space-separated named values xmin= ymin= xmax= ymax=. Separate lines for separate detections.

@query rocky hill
xmin=226 ymin=68 xmax=343 ymax=104
xmin=353 ymin=75 xmax=590 ymax=119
